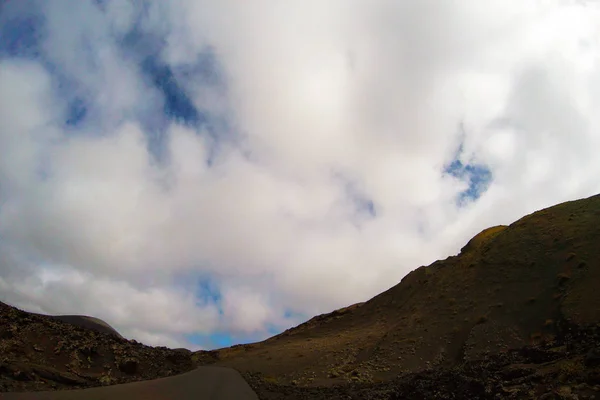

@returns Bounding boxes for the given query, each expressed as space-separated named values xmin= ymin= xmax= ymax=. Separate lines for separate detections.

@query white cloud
xmin=1 ymin=0 xmax=600 ymax=348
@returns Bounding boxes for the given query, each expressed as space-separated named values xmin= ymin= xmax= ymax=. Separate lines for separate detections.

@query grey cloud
xmin=1 ymin=0 xmax=600 ymax=348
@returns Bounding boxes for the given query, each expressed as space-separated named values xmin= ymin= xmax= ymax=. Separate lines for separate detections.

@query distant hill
xmin=39 ymin=314 xmax=123 ymax=339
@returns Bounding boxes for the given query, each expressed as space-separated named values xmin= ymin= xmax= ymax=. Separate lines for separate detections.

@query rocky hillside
xmin=0 ymin=302 xmax=195 ymax=392
xmin=202 ymin=193 xmax=600 ymax=398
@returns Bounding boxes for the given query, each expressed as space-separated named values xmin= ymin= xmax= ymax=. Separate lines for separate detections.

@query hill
xmin=198 ymin=193 xmax=600 ymax=398
xmin=44 ymin=315 xmax=124 ymax=339
xmin=1 ymin=193 xmax=600 ymax=399
xmin=0 ymin=302 xmax=194 ymax=392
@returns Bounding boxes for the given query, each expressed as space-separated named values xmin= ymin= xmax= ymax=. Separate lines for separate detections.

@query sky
xmin=1 ymin=0 xmax=599 ymax=350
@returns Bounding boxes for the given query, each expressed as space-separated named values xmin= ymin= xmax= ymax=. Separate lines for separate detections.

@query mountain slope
xmin=0 ymin=302 xmax=194 ymax=392
xmin=204 ymin=194 xmax=600 ymax=392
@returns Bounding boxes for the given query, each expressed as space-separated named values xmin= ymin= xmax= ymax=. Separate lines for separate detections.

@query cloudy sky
xmin=1 ymin=0 xmax=599 ymax=350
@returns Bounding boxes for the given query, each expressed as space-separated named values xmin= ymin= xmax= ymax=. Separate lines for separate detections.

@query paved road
xmin=1 ymin=367 xmax=258 ymax=400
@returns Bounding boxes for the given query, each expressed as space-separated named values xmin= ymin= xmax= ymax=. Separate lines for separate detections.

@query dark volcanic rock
xmin=242 ymin=325 xmax=600 ymax=399
xmin=585 ymin=348 xmax=600 ymax=368
xmin=0 ymin=301 xmax=196 ymax=393
xmin=118 ymin=358 xmax=139 ymax=374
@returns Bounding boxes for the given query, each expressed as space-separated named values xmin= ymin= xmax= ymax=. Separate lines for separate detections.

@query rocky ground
xmin=0 ymin=301 xmax=195 ymax=392
xmin=242 ymin=324 xmax=600 ymax=399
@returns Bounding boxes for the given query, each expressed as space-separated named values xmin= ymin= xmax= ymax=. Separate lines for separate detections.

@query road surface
xmin=1 ymin=366 xmax=258 ymax=400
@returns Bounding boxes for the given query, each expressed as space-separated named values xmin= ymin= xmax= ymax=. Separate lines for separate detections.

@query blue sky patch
xmin=65 ymin=97 xmax=88 ymax=127
xmin=0 ymin=1 xmax=44 ymax=59
xmin=283 ymin=309 xmax=306 ymax=320
xmin=186 ymin=331 xmax=269 ymax=350
xmin=444 ymin=138 xmax=493 ymax=205
xmin=141 ymin=56 xmax=203 ymax=126
xmin=195 ymin=275 xmax=223 ymax=314
xmin=185 ymin=332 xmax=233 ymax=349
